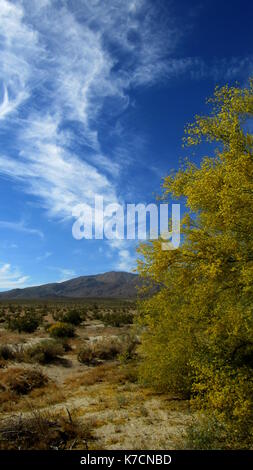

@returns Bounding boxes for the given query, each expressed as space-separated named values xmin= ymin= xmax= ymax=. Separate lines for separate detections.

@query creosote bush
xmin=92 ymin=309 xmax=133 ymax=327
xmin=62 ymin=309 xmax=83 ymax=325
xmin=7 ymin=311 xmax=41 ymax=333
xmin=52 ymin=308 xmax=85 ymax=325
xmin=24 ymin=339 xmax=65 ymax=364
xmin=48 ymin=322 xmax=75 ymax=338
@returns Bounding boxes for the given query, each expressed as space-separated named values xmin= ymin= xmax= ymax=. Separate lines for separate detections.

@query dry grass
xmin=0 ymin=407 xmax=94 ymax=450
xmin=0 ymin=375 xmax=65 ymax=413
xmin=0 ymin=367 xmax=48 ymax=395
xmin=64 ymin=361 xmax=137 ymax=389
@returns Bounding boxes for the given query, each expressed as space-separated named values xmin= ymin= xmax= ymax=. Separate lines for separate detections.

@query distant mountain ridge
xmin=0 ymin=271 xmax=142 ymax=300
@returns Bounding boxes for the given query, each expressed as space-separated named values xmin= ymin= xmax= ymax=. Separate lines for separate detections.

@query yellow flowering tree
xmin=137 ymin=80 xmax=253 ymax=447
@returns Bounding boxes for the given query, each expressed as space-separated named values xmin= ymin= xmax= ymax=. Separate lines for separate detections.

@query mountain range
xmin=0 ymin=271 xmax=142 ymax=300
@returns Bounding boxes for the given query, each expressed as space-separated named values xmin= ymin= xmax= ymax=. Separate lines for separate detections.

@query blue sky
xmin=0 ymin=0 xmax=253 ymax=289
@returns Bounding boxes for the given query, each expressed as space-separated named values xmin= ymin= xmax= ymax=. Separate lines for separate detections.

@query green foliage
xmin=52 ymin=308 xmax=86 ymax=325
xmin=25 ymin=340 xmax=65 ymax=364
xmin=184 ymin=416 xmax=229 ymax=450
xmin=117 ymin=334 xmax=139 ymax=363
xmin=48 ymin=322 xmax=75 ymax=338
xmin=62 ymin=309 xmax=83 ymax=325
xmin=91 ymin=308 xmax=133 ymax=327
xmin=0 ymin=310 xmax=6 ymax=323
xmin=190 ymin=361 xmax=253 ymax=448
xmin=137 ymin=80 xmax=253 ymax=448
xmin=7 ymin=311 xmax=41 ymax=333
xmin=100 ymin=310 xmax=133 ymax=327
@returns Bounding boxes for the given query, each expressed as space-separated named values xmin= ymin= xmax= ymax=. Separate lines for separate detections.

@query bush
xmin=48 ymin=322 xmax=75 ymax=338
xmin=59 ymin=339 xmax=72 ymax=352
xmin=91 ymin=309 xmax=133 ymax=326
xmin=184 ymin=416 xmax=230 ymax=450
xmin=78 ymin=345 xmax=94 ymax=365
xmin=0 ymin=311 xmax=6 ymax=323
xmin=78 ymin=337 xmax=123 ymax=365
xmin=0 ymin=345 xmax=15 ymax=361
xmin=0 ymin=368 xmax=48 ymax=395
xmin=117 ymin=334 xmax=139 ymax=362
xmin=101 ymin=311 xmax=133 ymax=327
xmin=7 ymin=312 xmax=41 ymax=333
xmin=0 ymin=408 xmax=93 ymax=450
xmin=93 ymin=337 xmax=122 ymax=360
xmin=24 ymin=340 xmax=65 ymax=364
xmin=62 ymin=309 xmax=83 ymax=326
xmin=52 ymin=309 xmax=63 ymax=321
xmin=190 ymin=361 xmax=253 ymax=448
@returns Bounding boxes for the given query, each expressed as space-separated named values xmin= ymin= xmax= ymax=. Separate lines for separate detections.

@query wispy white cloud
xmin=57 ymin=268 xmax=76 ymax=283
xmin=47 ymin=265 xmax=77 ymax=282
xmin=36 ymin=251 xmax=52 ymax=261
xmin=0 ymin=220 xmax=44 ymax=238
xmin=187 ymin=56 xmax=253 ymax=81
xmin=0 ymin=0 xmax=42 ymax=120
xmin=116 ymin=248 xmax=136 ymax=272
xmin=0 ymin=114 xmax=116 ymax=218
xmin=0 ymin=0 xmax=184 ymax=223
xmin=108 ymin=238 xmax=136 ymax=272
xmin=0 ymin=262 xmax=30 ymax=289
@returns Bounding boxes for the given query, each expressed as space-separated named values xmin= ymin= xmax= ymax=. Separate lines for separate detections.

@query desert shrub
xmin=0 ymin=408 xmax=93 ymax=450
xmin=89 ymin=308 xmax=103 ymax=321
xmin=117 ymin=334 xmax=139 ymax=362
xmin=94 ymin=337 xmax=122 ymax=360
xmin=62 ymin=309 xmax=83 ymax=326
xmin=0 ymin=345 xmax=15 ymax=361
xmin=48 ymin=322 xmax=75 ymax=338
xmin=7 ymin=311 xmax=41 ymax=333
xmin=24 ymin=340 xmax=65 ymax=364
xmin=101 ymin=311 xmax=133 ymax=327
xmin=78 ymin=337 xmax=123 ymax=365
xmin=52 ymin=309 xmax=65 ymax=321
xmin=58 ymin=339 xmax=72 ymax=352
xmin=0 ymin=311 xmax=6 ymax=323
xmin=0 ymin=368 xmax=48 ymax=395
xmin=77 ymin=345 xmax=94 ymax=365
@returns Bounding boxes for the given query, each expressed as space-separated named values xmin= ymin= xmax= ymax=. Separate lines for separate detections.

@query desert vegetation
xmin=0 ymin=298 xmax=188 ymax=449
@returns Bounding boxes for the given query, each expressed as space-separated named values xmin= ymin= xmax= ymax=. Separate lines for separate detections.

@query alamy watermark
xmin=72 ymin=196 xmax=180 ymax=250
